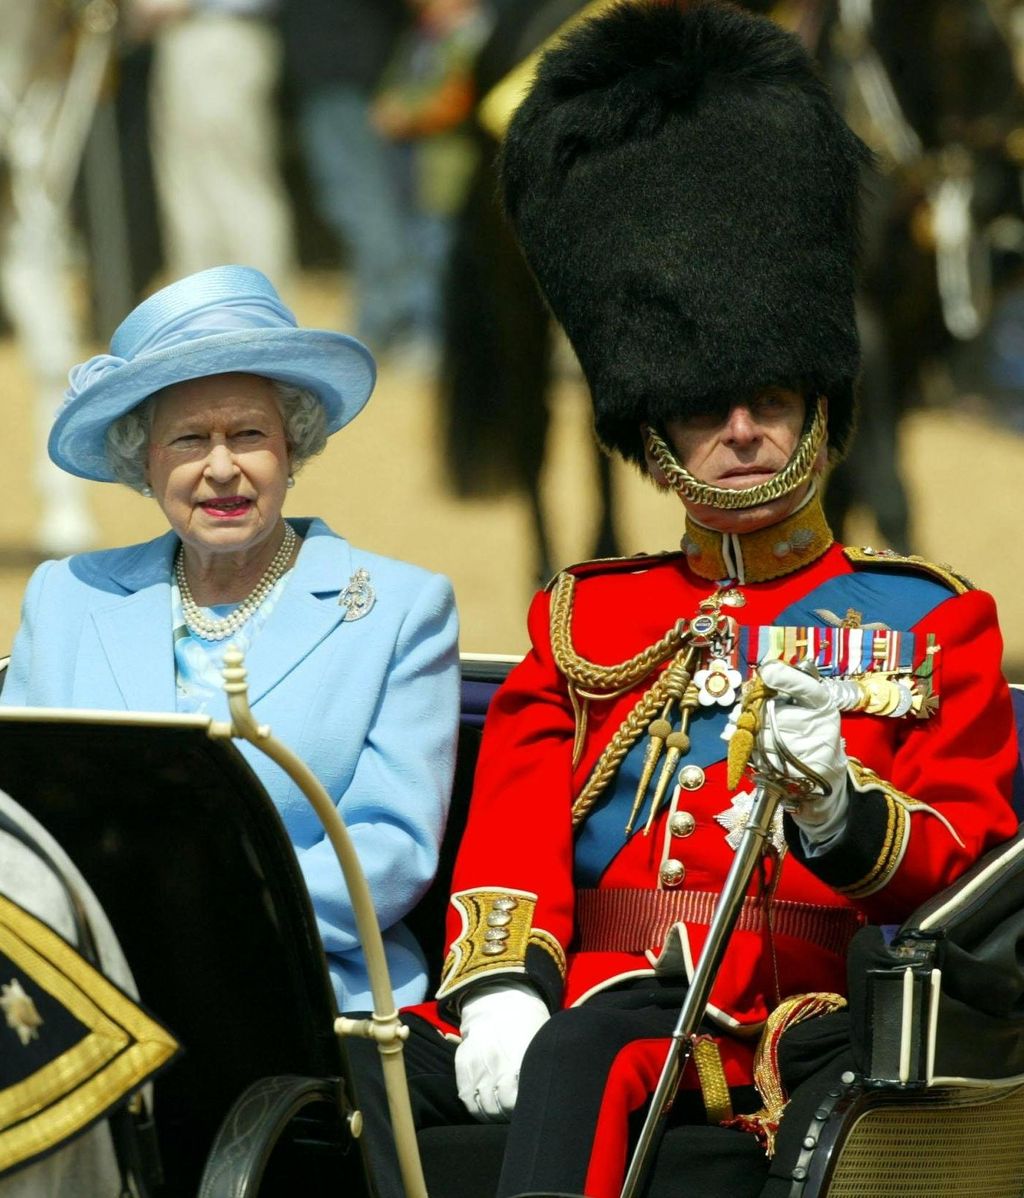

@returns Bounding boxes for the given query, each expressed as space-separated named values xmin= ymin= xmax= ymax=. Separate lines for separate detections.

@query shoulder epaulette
xmin=844 ymin=547 xmax=975 ymax=595
xmin=543 ymin=550 xmax=685 ymax=592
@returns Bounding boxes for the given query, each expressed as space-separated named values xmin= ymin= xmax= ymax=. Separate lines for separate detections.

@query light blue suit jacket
xmin=1 ymin=517 xmax=460 ymax=1010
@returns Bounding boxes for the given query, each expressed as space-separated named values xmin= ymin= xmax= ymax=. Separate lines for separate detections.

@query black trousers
xmin=346 ymin=980 xmax=780 ymax=1198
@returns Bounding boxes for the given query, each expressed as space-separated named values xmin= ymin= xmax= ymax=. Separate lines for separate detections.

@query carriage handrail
xmin=214 ymin=646 xmax=428 ymax=1198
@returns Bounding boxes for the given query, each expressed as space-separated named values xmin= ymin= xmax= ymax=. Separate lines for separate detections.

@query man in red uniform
xmin=349 ymin=4 xmax=1019 ymax=1196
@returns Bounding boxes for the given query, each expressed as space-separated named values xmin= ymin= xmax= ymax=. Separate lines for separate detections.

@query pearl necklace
xmin=175 ymin=522 xmax=297 ymax=642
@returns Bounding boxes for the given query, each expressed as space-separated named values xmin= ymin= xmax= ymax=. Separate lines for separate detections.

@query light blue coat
xmin=1 ymin=517 xmax=460 ymax=1010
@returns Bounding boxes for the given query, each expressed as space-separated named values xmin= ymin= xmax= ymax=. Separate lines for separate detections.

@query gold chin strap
xmin=644 ymin=398 xmax=827 ymax=511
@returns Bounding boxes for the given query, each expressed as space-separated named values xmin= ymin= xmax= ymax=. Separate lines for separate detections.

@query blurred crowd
xmin=113 ymin=0 xmax=494 ymax=364
xmin=5 ymin=0 xmax=1024 ymax=564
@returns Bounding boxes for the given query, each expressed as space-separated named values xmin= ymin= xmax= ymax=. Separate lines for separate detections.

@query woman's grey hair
xmin=104 ymin=380 xmax=329 ymax=493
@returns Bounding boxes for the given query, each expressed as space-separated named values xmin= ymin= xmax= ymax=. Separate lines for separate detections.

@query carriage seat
xmin=2 ymin=662 xmax=1021 ymax=1198
xmin=197 ymin=670 xmax=1024 ymax=1198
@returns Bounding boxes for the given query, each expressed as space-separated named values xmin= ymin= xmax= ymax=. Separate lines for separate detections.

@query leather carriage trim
xmin=436 ymin=888 xmax=540 ymax=999
xmin=549 ymin=571 xmax=687 ymax=697
xmin=918 ymin=834 xmax=1024 ymax=934
xmin=843 ymin=547 xmax=975 ymax=594
xmin=576 ymin=888 xmax=864 ymax=958
xmin=834 ymin=761 xmax=911 ymax=898
xmin=0 ymin=894 xmax=179 ymax=1174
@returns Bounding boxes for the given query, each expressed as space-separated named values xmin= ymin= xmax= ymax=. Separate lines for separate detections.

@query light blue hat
xmin=49 ymin=265 xmax=377 ymax=482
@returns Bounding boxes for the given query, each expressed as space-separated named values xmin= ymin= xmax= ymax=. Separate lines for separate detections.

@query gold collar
xmin=680 ymin=493 xmax=833 ymax=584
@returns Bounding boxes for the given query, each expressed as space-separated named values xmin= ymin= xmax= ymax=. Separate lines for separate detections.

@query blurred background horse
xmin=439 ymin=0 xmax=601 ymax=584
xmin=816 ymin=0 xmax=1024 ymax=551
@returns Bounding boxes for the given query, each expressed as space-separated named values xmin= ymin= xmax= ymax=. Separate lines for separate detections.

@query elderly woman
xmin=0 ymin=264 xmax=460 ymax=1011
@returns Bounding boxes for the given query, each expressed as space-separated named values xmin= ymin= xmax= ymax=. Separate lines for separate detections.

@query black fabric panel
xmin=784 ymin=788 xmax=893 ymax=891
xmin=419 ymin=1126 xmax=507 ymax=1198
xmin=524 ymin=941 xmax=566 ymax=1014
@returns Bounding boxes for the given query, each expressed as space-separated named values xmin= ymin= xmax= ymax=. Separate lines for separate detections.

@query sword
xmin=620 ymin=670 xmax=830 ymax=1198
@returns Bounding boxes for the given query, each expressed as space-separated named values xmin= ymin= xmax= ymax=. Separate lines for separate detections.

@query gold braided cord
xmin=692 ymin=1036 xmax=734 ymax=1125
xmin=528 ymin=928 xmax=568 ymax=980
xmin=729 ymin=991 xmax=848 ymax=1155
xmin=549 ymin=572 xmax=688 ymax=695
xmin=568 ymin=683 xmax=589 ymax=769
xmin=645 ymin=399 xmax=827 ymax=511
xmin=571 ymin=671 xmax=674 ymax=826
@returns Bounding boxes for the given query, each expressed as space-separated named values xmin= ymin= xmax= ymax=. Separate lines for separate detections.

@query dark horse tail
xmin=441 ymin=1 xmax=588 ymax=502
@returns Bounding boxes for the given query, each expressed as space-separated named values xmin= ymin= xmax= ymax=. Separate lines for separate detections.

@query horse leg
xmin=591 ymin=447 xmax=620 ymax=560
xmin=527 ymin=477 xmax=555 ymax=586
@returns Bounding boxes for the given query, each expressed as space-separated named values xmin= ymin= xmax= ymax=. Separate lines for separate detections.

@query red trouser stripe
xmin=582 ymin=1036 xmax=671 ymax=1198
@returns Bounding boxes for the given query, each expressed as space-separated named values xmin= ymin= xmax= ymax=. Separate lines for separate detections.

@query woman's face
xmin=146 ymin=373 xmax=291 ymax=564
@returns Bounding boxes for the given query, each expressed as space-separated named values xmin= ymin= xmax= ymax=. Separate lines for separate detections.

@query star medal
xmin=715 ymin=791 xmax=787 ymax=855
xmin=1 ymin=977 xmax=43 ymax=1045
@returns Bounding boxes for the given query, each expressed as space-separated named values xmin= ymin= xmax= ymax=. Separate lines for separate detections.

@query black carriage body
xmin=2 ymin=674 xmax=1024 ymax=1197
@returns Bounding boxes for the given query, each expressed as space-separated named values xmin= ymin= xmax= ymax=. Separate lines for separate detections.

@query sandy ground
xmin=3 ymin=270 xmax=1023 ymax=675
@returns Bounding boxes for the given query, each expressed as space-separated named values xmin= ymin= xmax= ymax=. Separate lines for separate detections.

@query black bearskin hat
xmin=500 ymin=0 xmax=870 ymax=465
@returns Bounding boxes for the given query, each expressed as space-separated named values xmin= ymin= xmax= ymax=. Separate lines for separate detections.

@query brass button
xmin=659 ymin=859 xmax=686 ymax=888
xmin=677 ymin=765 xmax=705 ymax=791
xmin=669 ymin=811 xmax=696 ymax=838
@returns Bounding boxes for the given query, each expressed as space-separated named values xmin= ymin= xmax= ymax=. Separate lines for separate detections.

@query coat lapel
xmin=89 ymin=532 xmax=178 ymax=712
xmin=242 ymin=519 xmax=353 ymax=707
xmin=86 ymin=521 xmax=356 ymax=712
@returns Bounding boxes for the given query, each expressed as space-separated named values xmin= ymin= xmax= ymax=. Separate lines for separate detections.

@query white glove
xmin=756 ymin=660 xmax=849 ymax=844
xmin=454 ymin=980 xmax=550 ymax=1122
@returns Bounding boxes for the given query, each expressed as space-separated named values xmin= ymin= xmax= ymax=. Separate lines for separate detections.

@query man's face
xmin=656 ymin=388 xmax=816 ymax=533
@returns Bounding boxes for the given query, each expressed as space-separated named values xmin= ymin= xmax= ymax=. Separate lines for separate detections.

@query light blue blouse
xmin=172 ymin=572 xmax=293 ymax=714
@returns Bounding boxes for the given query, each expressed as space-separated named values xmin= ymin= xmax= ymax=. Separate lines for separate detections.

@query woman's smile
xmin=198 ymin=496 xmax=255 ymax=519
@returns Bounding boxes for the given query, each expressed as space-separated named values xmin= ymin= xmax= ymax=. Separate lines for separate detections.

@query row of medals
xmin=628 ymin=589 xmax=919 ymax=837
xmin=690 ymin=591 xmax=922 ymax=718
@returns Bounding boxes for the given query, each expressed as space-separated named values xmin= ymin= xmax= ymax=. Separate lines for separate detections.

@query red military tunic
xmin=429 ymin=498 xmax=1018 ymax=1094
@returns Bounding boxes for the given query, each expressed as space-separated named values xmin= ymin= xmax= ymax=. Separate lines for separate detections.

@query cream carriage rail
xmin=211 ymin=646 xmax=429 ymax=1198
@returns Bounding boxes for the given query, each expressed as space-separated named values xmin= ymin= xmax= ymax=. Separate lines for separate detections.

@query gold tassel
xmin=727 ymin=676 xmax=772 ymax=790
xmin=625 ymin=716 xmax=671 ymax=835
xmin=644 ymin=683 xmax=701 ymax=835
xmin=625 ymin=647 xmax=698 ymax=836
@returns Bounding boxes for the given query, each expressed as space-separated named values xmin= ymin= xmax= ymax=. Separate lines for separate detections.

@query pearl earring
xmin=286 ymin=476 xmax=295 ymax=489
xmin=141 ymin=485 xmax=153 ymax=498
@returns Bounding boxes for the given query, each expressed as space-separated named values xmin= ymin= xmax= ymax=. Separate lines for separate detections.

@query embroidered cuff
xmin=785 ymin=759 xmax=911 ymax=898
xmin=435 ymin=888 xmax=566 ymax=1010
